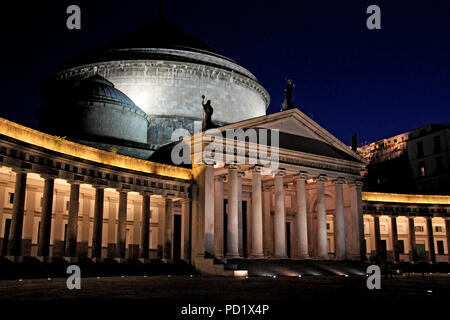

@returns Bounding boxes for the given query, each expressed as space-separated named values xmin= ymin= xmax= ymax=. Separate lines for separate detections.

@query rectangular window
xmin=418 ymin=162 xmax=426 ymax=177
xmin=435 ymin=226 xmax=443 ymax=233
xmin=436 ymin=241 xmax=444 ymax=255
xmin=414 ymin=225 xmax=424 ymax=232
xmin=417 ymin=141 xmax=424 ymax=158
xmin=326 ymin=223 xmax=330 ymax=230
xmin=398 ymin=240 xmax=405 ymax=254
xmin=433 ymin=136 xmax=441 ymax=153
xmin=436 ymin=156 xmax=443 ymax=173
xmin=66 ymin=201 xmax=70 ymax=211
xmin=8 ymin=192 xmax=14 ymax=204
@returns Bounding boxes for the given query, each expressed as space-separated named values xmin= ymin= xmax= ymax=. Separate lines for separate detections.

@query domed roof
xmin=104 ymin=17 xmax=219 ymax=55
xmin=60 ymin=17 xmax=235 ymax=71
xmin=74 ymin=74 xmax=144 ymax=113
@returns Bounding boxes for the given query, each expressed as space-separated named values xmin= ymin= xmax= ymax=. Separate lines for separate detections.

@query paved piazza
xmin=1 ymin=275 xmax=449 ymax=302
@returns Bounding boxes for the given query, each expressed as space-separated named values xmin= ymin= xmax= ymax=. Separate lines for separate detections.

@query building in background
xmin=358 ymin=124 xmax=450 ymax=195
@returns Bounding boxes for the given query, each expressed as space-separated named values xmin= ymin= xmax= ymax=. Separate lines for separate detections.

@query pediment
xmin=219 ymin=108 xmax=365 ymax=164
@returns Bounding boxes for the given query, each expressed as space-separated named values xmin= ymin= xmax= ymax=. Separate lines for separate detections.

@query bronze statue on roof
xmin=281 ymin=79 xmax=295 ymax=111
xmin=201 ymin=95 xmax=217 ymax=131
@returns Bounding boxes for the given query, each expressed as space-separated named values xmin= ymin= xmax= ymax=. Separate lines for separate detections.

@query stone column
xmin=92 ymin=186 xmax=105 ymax=259
xmin=333 ymin=178 xmax=346 ymax=260
xmin=163 ymin=197 xmax=173 ymax=260
xmin=22 ymin=186 xmax=36 ymax=257
xmin=446 ymin=218 xmax=450 ymax=263
xmin=408 ymin=216 xmax=417 ymax=262
xmin=38 ymin=175 xmax=55 ymax=258
xmin=274 ymin=170 xmax=287 ymax=259
xmin=250 ymin=166 xmax=264 ymax=259
xmin=426 ymin=217 xmax=436 ymax=264
xmin=262 ymin=186 xmax=272 ymax=257
xmin=227 ymin=165 xmax=240 ymax=258
xmin=107 ymin=198 xmax=117 ymax=258
xmin=391 ymin=215 xmax=399 ymax=262
xmin=53 ymin=191 xmax=65 ymax=257
xmin=237 ymin=170 xmax=244 ymax=257
xmin=65 ymin=182 xmax=80 ymax=257
xmin=204 ymin=165 xmax=215 ymax=257
xmin=140 ymin=192 xmax=151 ymax=259
xmin=294 ymin=173 xmax=309 ymax=259
xmin=214 ymin=175 xmax=225 ymax=259
xmin=116 ymin=191 xmax=128 ymax=259
xmin=373 ymin=215 xmax=382 ymax=258
xmin=316 ymin=175 xmax=328 ymax=260
xmin=349 ymin=181 xmax=365 ymax=260
xmin=7 ymin=170 xmax=27 ymax=257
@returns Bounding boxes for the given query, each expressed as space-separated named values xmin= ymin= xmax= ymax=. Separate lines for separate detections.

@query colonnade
xmin=3 ymin=169 xmax=180 ymax=261
xmin=367 ymin=214 xmax=450 ymax=263
xmin=202 ymin=165 xmax=364 ymax=261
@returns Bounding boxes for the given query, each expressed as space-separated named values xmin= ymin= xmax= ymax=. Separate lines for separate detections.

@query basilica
xmin=0 ymin=17 xmax=448 ymax=275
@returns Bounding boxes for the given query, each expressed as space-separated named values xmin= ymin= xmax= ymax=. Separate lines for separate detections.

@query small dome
xmin=37 ymin=74 xmax=150 ymax=158
xmin=74 ymin=74 xmax=143 ymax=113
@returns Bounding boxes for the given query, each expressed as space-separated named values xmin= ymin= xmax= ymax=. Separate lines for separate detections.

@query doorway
xmin=223 ymin=199 xmax=228 ymax=255
xmin=173 ymin=214 xmax=182 ymax=261
xmin=2 ymin=219 xmax=11 ymax=256
xmin=242 ymin=201 xmax=247 ymax=258
xmin=286 ymin=222 xmax=291 ymax=258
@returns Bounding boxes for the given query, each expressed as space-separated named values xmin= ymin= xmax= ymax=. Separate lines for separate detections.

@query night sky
xmin=0 ymin=0 xmax=449 ymax=146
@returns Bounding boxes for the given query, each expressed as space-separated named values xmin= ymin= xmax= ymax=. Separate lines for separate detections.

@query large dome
xmin=47 ymin=17 xmax=270 ymax=148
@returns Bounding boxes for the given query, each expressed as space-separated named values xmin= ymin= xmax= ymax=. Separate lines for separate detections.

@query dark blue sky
xmin=0 ymin=0 xmax=449 ymax=145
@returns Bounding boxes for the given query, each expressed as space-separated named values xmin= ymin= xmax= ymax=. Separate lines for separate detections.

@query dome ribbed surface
xmin=75 ymin=74 xmax=139 ymax=110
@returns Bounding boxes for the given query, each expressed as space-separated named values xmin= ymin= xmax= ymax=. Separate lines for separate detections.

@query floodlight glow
xmin=234 ymin=270 xmax=248 ymax=277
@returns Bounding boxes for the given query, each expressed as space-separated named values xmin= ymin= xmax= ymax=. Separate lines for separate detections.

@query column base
xmin=113 ymin=258 xmax=127 ymax=264
xmin=138 ymin=258 xmax=152 ymax=264
xmin=36 ymin=256 xmax=52 ymax=263
xmin=292 ymin=255 xmax=311 ymax=260
xmin=63 ymin=257 xmax=80 ymax=264
xmin=249 ymin=254 xmax=265 ymax=259
xmin=226 ymin=254 xmax=242 ymax=259
xmin=273 ymin=255 xmax=289 ymax=260
xmin=5 ymin=256 xmax=24 ymax=263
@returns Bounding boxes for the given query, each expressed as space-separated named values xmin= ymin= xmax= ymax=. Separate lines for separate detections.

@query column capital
xmin=274 ymin=169 xmax=286 ymax=177
xmin=225 ymin=164 xmax=240 ymax=170
xmin=66 ymin=179 xmax=82 ymax=185
xmin=12 ymin=167 xmax=28 ymax=175
xmin=349 ymin=180 xmax=363 ymax=188
xmin=40 ymin=173 xmax=57 ymax=180
xmin=140 ymin=190 xmax=153 ymax=197
xmin=294 ymin=171 xmax=308 ymax=180
xmin=238 ymin=170 xmax=246 ymax=177
xmin=250 ymin=165 xmax=263 ymax=174
xmin=92 ymin=184 xmax=107 ymax=190
xmin=315 ymin=174 xmax=327 ymax=182
xmin=332 ymin=177 xmax=346 ymax=185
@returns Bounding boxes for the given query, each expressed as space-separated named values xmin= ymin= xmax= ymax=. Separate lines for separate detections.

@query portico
xmin=188 ymin=109 xmax=367 ymax=272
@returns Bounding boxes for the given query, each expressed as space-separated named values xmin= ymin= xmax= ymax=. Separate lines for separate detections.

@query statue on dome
xmin=281 ymin=79 xmax=295 ymax=111
xmin=201 ymin=95 xmax=217 ymax=131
